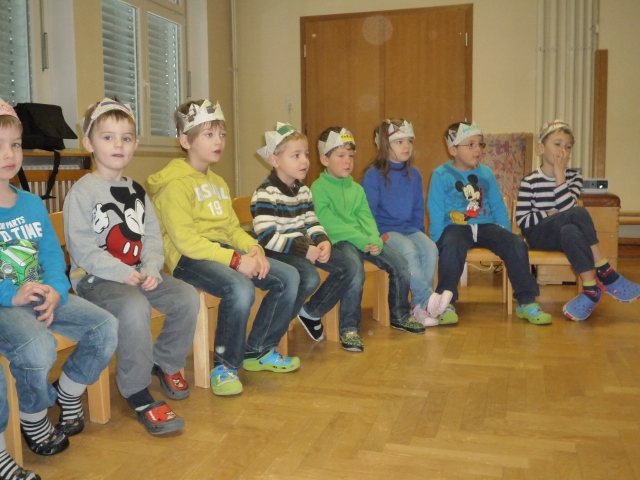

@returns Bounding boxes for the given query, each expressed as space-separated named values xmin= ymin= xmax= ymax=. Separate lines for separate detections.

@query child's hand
xmin=32 ymin=286 xmax=62 ymax=327
xmin=367 ymin=244 xmax=380 ymax=255
xmin=306 ymin=245 xmax=321 ymax=264
xmin=124 ymin=269 xmax=146 ymax=286
xmin=316 ymin=241 xmax=331 ymax=263
xmin=140 ymin=275 xmax=160 ymax=291
xmin=12 ymin=282 xmax=50 ymax=307
xmin=553 ymin=147 xmax=571 ymax=183
xmin=238 ymin=246 xmax=270 ymax=280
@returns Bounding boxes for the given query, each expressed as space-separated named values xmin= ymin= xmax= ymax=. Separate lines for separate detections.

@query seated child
xmin=0 ymin=99 xmax=117 ymax=456
xmin=64 ymin=98 xmax=199 ymax=435
xmin=362 ymin=118 xmax=452 ymax=326
xmin=147 ymin=100 xmax=300 ymax=396
xmin=517 ymin=120 xmax=640 ymax=321
xmin=427 ymin=121 xmax=551 ymax=325
xmin=310 ymin=126 xmax=426 ymax=335
xmin=1 ymin=368 xmax=40 ymax=480
xmin=251 ymin=123 xmax=361 ymax=351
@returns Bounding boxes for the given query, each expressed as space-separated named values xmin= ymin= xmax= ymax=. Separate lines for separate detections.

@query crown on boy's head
xmin=177 ymin=100 xmax=225 ymax=134
xmin=257 ymin=122 xmax=299 ymax=161
xmin=446 ymin=122 xmax=482 ymax=147
xmin=318 ymin=128 xmax=355 ymax=156
xmin=82 ymin=98 xmax=134 ymax=137
xmin=375 ymin=120 xmax=414 ymax=148
xmin=539 ymin=119 xmax=572 ymax=142
xmin=0 ymin=98 xmax=20 ymax=122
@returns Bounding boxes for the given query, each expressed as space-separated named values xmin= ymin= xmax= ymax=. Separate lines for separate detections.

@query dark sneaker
xmin=297 ymin=314 xmax=324 ymax=341
xmin=390 ymin=317 xmax=426 ymax=334
xmin=53 ymin=380 xmax=85 ymax=437
xmin=20 ymin=426 xmax=69 ymax=456
xmin=152 ymin=364 xmax=190 ymax=400
xmin=243 ymin=348 xmax=300 ymax=372
xmin=2 ymin=467 xmax=41 ymax=480
xmin=137 ymin=400 xmax=185 ymax=435
xmin=340 ymin=331 xmax=364 ymax=352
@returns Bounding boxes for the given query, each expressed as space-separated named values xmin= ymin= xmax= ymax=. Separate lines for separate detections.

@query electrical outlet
xmin=286 ymin=95 xmax=293 ymax=110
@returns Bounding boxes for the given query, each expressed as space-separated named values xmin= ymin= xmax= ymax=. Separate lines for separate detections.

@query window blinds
xmin=0 ymin=0 xmax=31 ymax=104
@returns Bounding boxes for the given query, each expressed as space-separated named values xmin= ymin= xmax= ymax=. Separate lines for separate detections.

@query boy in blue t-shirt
xmin=427 ymin=121 xmax=551 ymax=325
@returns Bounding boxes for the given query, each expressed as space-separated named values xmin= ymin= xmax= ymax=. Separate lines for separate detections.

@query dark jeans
xmin=174 ymin=251 xmax=298 ymax=370
xmin=268 ymin=247 xmax=359 ymax=334
xmin=436 ymin=224 xmax=539 ymax=305
xmin=523 ymin=206 xmax=598 ymax=275
xmin=333 ymin=241 xmax=412 ymax=329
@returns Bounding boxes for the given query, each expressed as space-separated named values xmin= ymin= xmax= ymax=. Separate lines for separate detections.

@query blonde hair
xmin=82 ymin=102 xmax=136 ymax=138
xmin=273 ymin=131 xmax=307 ymax=156
xmin=0 ymin=115 xmax=22 ymax=133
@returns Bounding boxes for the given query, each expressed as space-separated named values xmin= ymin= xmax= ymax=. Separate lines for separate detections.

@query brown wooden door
xmin=301 ymin=5 xmax=472 ymax=189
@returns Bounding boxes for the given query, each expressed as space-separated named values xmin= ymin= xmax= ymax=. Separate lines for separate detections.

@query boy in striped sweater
xmin=516 ymin=120 xmax=640 ymax=321
xmin=251 ymin=124 xmax=362 ymax=351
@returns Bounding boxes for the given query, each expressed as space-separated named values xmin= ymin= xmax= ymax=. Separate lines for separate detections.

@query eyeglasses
xmin=456 ymin=142 xmax=486 ymax=150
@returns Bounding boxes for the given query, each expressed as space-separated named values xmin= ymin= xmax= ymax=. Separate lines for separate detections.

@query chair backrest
xmin=49 ymin=211 xmax=65 ymax=248
xmin=12 ymin=169 xmax=88 ymax=213
xmin=482 ymin=132 xmax=534 ymax=209
xmin=231 ymin=195 xmax=253 ymax=232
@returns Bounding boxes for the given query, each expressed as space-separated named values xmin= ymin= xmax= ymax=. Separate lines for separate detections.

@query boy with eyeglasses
xmin=427 ymin=122 xmax=551 ymax=325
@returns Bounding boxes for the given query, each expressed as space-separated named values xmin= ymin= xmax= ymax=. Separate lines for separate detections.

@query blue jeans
xmin=0 ymin=295 xmax=118 ymax=414
xmin=384 ymin=231 xmax=438 ymax=309
xmin=0 ymin=368 xmax=8 ymax=434
xmin=436 ymin=224 xmax=539 ymax=305
xmin=76 ymin=273 xmax=199 ymax=398
xmin=333 ymin=241 xmax=412 ymax=328
xmin=268 ymin=248 xmax=359 ymax=334
xmin=174 ymin=252 xmax=299 ymax=370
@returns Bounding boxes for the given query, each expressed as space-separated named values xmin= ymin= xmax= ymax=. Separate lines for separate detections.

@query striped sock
xmin=595 ymin=259 xmax=620 ymax=286
xmin=0 ymin=450 xmax=20 ymax=480
xmin=54 ymin=381 xmax=84 ymax=423
xmin=582 ymin=281 xmax=601 ymax=303
xmin=20 ymin=417 xmax=54 ymax=444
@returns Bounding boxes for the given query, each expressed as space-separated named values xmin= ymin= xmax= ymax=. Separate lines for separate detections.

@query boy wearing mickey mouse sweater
xmin=427 ymin=121 xmax=550 ymax=325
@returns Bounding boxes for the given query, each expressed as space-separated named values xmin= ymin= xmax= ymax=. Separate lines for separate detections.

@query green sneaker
xmin=242 ymin=348 xmax=300 ymax=372
xmin=438 ymin=304 xmax=459 ymax=325
xmin=516 ymin=303 xmax=553 ymax=325
xmin=340 ymin=331 xmax=364 ymax=352
xmin=210 ymin=365 xmax=243 ymax=396
xmin=390 ymin=317 xmax=426 ymax=334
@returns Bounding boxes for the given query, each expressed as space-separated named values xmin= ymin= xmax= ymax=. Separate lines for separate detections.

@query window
xmin=0 ymin=0 xmax=32 ymax=104
xmin=101 ymin=0 xmax=185 ymax=143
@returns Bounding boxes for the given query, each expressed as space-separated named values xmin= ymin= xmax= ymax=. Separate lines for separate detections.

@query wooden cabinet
xmin=536 ymin=193 xmax=620 ymax=284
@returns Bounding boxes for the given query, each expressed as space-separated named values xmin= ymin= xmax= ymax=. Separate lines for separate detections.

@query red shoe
xmin=137 ymin=401 xmax=185 ymax=435
xmin=152 ymin=364 xmax=190 ymax=400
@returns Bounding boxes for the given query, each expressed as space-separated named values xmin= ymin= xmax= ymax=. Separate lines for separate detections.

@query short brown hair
xmin=82 ymin=102 xmax=136 ymax=138
xmin=175 ymin=100 xmax=226 ymax=150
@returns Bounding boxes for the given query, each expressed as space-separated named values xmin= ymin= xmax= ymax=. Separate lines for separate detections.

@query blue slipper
xmin=602 ymin=275 xmax=640 ymax=303
xmin=563 ymin=289 xmax=602 ymax=321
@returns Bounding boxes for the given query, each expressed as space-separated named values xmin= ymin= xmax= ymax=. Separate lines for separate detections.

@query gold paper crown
xmin=0 ymin=98 xmax=20 ymax=122
xmin=177 ymin=100 xmax=225 ymax=134
xmin=375 ymin=120 xmax=414 ymax=148
xmin=539 ymin=119 xmax=573 ymax=142
xmin=257 ymin=122 xmax=299 ymax=161
xmin=446 ymin=122 xmax=482 ymax=147
xmin=82 ymin=98 xmax=135 ymax=137
xmin=318 ymin=128 xmax=355 ymax=156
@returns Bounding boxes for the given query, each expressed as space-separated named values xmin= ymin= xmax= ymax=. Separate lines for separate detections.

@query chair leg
xmin=323 ymin=303 xmax=340 ymax=342
xmin=0 ymin=357 xmax=22 ymax=466
xmin=87 ymin=367 xmax=110 ymax=424
xmin=373 ymin=270 xmax=390 ymax=326
xmin=193 ymin=292 xmax=211 ymax=389
xmin=507 ymin=278 xmax=514 ymax=315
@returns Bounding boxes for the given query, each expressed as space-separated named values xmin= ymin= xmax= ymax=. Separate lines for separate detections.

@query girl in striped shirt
xmin=516 ymin=120 xmax=640 ymax=321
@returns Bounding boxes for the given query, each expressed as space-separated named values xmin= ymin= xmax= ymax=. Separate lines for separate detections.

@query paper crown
xmin=318 ymin=128 xmax=356 ymax=156
xmin=257 ymin=122 xmax=300 ymax=161
xmin=177 ymin=100 xmax=225 ymax=134
xmin=0 ymin=98 xmax=20 ymax=122
xmin=539 ymin=119 xmax=573 ymax=142
xmin=446 ymin=122 xmax=483 ymax=147
xmin=82 ymin=98 xmax=135 ymax=136
xmin=374 ymin=120 xmax=414 ymax=148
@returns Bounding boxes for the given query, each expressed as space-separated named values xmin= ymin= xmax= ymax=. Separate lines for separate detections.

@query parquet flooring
xmin=24 ymin=258 xmax=640 ymax=479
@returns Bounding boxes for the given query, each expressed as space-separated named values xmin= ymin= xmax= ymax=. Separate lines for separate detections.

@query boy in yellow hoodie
xmin=147 ymin=100 xmax=300 ymax=397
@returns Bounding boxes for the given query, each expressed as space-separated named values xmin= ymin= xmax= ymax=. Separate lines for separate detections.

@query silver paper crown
xmin=539 ymin=119 xmax=573 ymax=142
xmin=318 ymin=128 xmax=356 ymax=156
xmin=82 ymin=98 xmax=135 ymax=137
xmin=257 ymin=122 xmax=299 ymax=161
xmin=177 ymin=100 xmax=225 ymax=134
xmin=446 ymin=122 xmax=483 ymax=147
xmin=375 ymin=120 xmax=414 ymax=148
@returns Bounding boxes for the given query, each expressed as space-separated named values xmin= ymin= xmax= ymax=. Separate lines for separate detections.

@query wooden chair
xmin=232 ymin=196 xmax=390 ymax=343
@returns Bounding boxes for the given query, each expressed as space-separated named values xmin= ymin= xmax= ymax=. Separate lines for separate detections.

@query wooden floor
xmin=24 ymin=258 xmax=640 ymax=479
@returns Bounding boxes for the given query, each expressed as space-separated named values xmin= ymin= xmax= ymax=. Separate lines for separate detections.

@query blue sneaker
xmin=516 ymin=303 xmax=552 ymax=325
xmin=243 ymin=349 xmax=300 ymax=372
xmin=601 ymin=275 xmax=640 ymax=303
xmin=210 ymin=365 xmax=243 ymax=396
xmin=563 ymin=289 xmax=602 ymax=321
